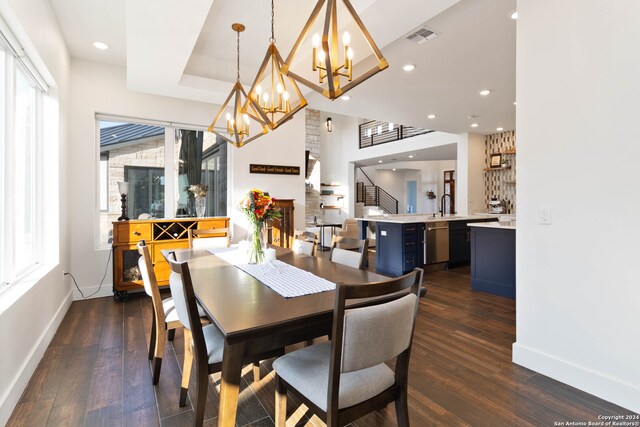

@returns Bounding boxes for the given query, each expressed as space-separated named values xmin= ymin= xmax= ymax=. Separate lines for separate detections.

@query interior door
xmin=406 ymin=180 xmax=417 ymax=213
xmin=443 ymin=170 xmax=456 ymax=214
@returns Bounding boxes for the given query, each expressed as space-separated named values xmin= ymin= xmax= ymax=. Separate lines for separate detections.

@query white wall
xmin=456 ymin=132 xmax=485 ymax=215
xmin=0 ymin=0 xmax=71 ymax=424
xmin=319 ymin=113 xmax=359 ymax=223
xmin=513 ymin=0 xmax=640 ymax=413
xmin=320 ymin=111 xmax=462 ymax=219
xmin=361 ymin=160 xmax=457 ymax=214
xmin=68 ymin=59 xmax=306 ymax=298
xmin=229 ymin=115 xmax=306 ymax=240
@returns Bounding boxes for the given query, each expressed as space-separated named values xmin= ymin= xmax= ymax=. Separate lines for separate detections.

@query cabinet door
xmin=113 ymin=244 xmax=144 ymax=292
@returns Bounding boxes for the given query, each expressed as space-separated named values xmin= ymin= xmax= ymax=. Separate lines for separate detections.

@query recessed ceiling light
xmin=409 ymin=155 xmax=414 ymax=158
xmin=471 ymin=123 xmax=479 ymax=128
xmin=510 ymin=10 xmax=518 ymax=20
xmin=479 ymin=89 xmax=491 ymax=96
xmin=392 ymin=168 xmax=397 ymax=171
xmin=341 ymin=95 xmax=351 ymax=101
xmin=496 ymin=127 xmax=504 ymax=131
xmin=93 ymin=41 xmax=109 ymax=50
xmin=427 ymin=114 xmax=436 ymax=119
xmin=378 ymin=160 xmax=383 ymax=163
xmin=402 ymin=64 xmax=416 ymax=72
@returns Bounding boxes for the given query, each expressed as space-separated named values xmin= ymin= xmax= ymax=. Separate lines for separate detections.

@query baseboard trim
xmin=513 ymin=342 xmax=640 ymax=414
xmin=0 ymin=289 xmax=73 ymax=426
xmin=72 ymin=283 xmax=113 ymax=300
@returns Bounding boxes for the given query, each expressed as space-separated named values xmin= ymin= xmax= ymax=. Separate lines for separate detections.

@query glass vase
xmin=247 ymin=221 xmax=267 ymax=264
xmin=195 ymin=196 xmax=206 ymax=218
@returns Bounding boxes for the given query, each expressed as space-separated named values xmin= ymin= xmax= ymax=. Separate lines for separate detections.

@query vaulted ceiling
xmin=50 ymin=0 xmax=516 ymax=135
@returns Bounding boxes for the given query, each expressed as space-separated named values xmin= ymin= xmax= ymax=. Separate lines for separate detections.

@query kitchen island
xmin=469 ymin=221 xmax=516 ymax=298
xmin=356 ymin=214 xmax=499 ymax=276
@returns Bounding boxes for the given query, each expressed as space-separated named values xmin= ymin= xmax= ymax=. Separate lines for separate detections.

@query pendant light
xmin=245 ymin=0 xmax=307 ymax=130
xmin=282 ymin=0 xmax=388 ymax=100
xmin=208 ymin=23 xmax=268 ymax=148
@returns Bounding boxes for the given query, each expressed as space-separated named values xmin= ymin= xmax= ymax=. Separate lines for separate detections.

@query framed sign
xmin=250 ymin=164 xmax=300 ymax=175
xmin=490 ymin=153 xmax=502 ymax=168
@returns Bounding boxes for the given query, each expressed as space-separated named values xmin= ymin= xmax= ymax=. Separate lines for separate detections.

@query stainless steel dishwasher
xmin=426 ymin=221 xmax=449 ymax=264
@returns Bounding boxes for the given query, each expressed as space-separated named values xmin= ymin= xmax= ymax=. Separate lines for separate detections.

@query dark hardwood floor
xmin=8 ymin=252 xmax=636 ymax=426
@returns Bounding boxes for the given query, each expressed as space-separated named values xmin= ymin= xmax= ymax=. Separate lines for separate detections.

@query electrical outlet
xmin=539 ymin=207 xmax=551 ymax=225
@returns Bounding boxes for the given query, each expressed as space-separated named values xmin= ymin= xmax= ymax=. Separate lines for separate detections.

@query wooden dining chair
xmin=329 ymin=236 xmax=369 ymax=270
xmin=137 ymin=241 xmax=207 ymax=385
xmin=188 ymin=227 xmax=230 ymax=249
xmin=292 ymin=230 xmax=319 ymax=256
xmin=165 ymin=252 xmax=284 ymax=426
xmin=273 ymin=268 xmax=424 ymax=427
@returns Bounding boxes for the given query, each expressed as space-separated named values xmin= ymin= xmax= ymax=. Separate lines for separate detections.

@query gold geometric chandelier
xmin=245 ymin=0 xmax=307 ymax=130
xmin=282 ymin=0 xmax=389 ymax=100
xmin=208 ymin=24 xmax=268 ymax=148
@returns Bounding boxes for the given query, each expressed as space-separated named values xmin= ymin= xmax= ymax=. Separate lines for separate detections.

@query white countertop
xmin=356 ymin=213 xmax=502 ymax=224
xmin=468 ymin=221 xmax=516 ymax=230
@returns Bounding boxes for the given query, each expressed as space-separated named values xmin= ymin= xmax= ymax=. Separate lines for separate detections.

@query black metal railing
xmin=357 ymin=182 xmax=398 ymax=214
xmin=359 ymin=120 xmax=434 ymax=149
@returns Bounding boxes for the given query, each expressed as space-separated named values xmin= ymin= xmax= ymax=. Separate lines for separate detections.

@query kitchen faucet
xmin=440 ymin=194 xmax=452 ymax=217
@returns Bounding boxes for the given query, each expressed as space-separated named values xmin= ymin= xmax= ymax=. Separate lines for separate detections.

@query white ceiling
xmin=50 ymin=0 xmax=516 ymax=135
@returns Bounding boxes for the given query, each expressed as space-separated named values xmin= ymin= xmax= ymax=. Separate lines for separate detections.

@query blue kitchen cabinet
xmin=375 ymin=222 xmax=425 ymax=276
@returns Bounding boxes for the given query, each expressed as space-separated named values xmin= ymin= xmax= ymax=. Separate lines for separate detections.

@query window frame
xmin=94 ymin=114 xmax=231 ymax=250
xmin=0 ymin=35 xmax=45 ymax=290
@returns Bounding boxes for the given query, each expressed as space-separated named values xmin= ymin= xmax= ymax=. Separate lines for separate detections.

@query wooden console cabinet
xmin=112 ymin=217 xmax=229 ymax=298
xmin=268 ymin=199 xmax=294 ymax=249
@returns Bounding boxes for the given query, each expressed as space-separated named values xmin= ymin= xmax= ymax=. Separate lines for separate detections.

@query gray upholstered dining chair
xmin=273 ymin=268 xmax=423 ymax=427
xmin=188 ymin=227 xmax=230 ymax=249
xmin=136 ymin=241 xmax=207 ymax=385
xmin=165 ymin=252 xmax=284 ymax=427
xmin=329 ymin=236 xmax=369 ymax=269
xmin=292 ymin=230 xmax=319 ymax=256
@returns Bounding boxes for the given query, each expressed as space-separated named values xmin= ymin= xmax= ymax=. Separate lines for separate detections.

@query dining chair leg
xmin=151 ymin=321 xmax=166 ymax=385
xmin=253 ymin=362 xmax=261 ymax=382
xmin=167 ymin=328 xmax=176 ymax=341
xmin=395 ymin=387 xmax=410 ymax=427
xmin=179 ymin=328 xmax=194 ymax=407
xmin=274 ymin=375 xmax=287 ymax=427
xmin=148 ymin=315 xmax=157 ymax=361
xmin=193 ymin=355 xmax=209 ymax=427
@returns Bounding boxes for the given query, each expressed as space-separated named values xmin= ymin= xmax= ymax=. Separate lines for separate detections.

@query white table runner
xmin=208 ymin=247 xmax=335 ymax=298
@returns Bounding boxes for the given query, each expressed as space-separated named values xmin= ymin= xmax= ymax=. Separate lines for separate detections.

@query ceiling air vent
xmin=405 ymin=27 xmax=438 ymax=45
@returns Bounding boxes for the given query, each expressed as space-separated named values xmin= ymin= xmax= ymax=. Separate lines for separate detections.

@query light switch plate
xmin=539 ymin=207 xmax=551 ymax=225
xmin=381 ymin=230 xmax=387 ymax=236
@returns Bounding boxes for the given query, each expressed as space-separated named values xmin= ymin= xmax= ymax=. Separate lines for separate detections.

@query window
xmin=0 ymin=32 xmax=46 ymax=288
xmin=97 ymin=120 xmax=227 ymax=247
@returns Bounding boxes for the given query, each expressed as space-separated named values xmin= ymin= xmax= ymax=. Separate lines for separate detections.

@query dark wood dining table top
xmin=165 ymin=247 xmax=391 ymax=344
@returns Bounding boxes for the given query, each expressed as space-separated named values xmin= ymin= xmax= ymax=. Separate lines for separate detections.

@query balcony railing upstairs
xmin=359 ymin=120 xmax=433 ymax=149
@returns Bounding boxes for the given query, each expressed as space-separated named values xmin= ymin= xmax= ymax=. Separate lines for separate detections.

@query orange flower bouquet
xmin=239 ymin=189 xmax=281 ymax=263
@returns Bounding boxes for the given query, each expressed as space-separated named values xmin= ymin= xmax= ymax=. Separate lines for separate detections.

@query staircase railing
xmin=356 ymin=182 xmax=398 ymax=214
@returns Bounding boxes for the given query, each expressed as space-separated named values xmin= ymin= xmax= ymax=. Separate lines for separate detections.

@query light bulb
xmin=226 ymin=113 xmax=231 ymax=121
xmin=230 ymin=118 xmax=235 ymax=126
xmin=244 ymin=114 xmax=250 ymax=124
xmin=277 ymin=83 xmax=283 ymax=93
xmin=377 ymin=125 xmax=382 ymax=135
xmin=342 ymin=31 xmax=350 ymax=45
xmin=318 ymin=50 xmax=326 ymax=62
xmin=347 ymin=47 xmax=354 ymax=60
xmin=256 ymin=85 xmax=262 ymax=95
xmin=389 ymin=123 xmax=394 ymax=131
xmin=312 ymin=33 xmax=320 ymax=48
xmin=283 ymin=91 xmax=290 ymax=101
xmin=263 ymin=92 xmax=269 ymax=103
xmin=367 ymin=129 xmax=371 ymax=137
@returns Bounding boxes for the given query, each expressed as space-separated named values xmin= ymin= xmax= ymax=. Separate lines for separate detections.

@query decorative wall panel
xmin=484 ymin=131 xmax=516 ymax=214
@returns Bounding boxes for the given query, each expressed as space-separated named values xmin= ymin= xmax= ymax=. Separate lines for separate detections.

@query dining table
xmin=164 ymin=245 xmax=394 ymax=427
